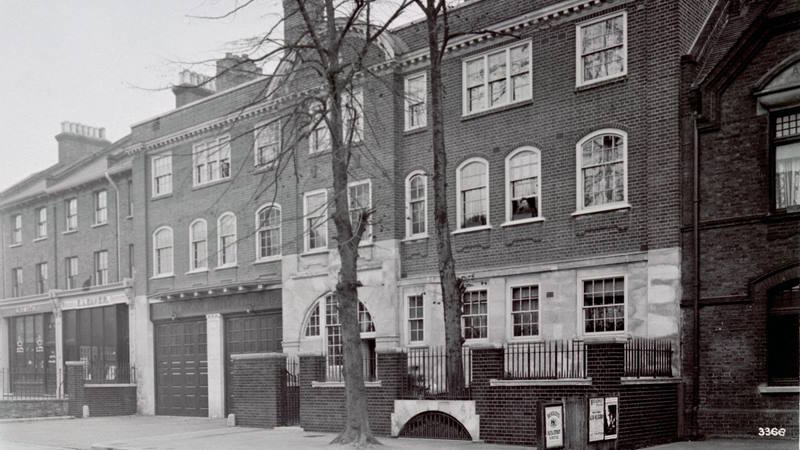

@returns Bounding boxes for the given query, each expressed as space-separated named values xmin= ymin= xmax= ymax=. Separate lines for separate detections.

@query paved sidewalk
xmin=643 ymin=439 xmax=798 ymax=450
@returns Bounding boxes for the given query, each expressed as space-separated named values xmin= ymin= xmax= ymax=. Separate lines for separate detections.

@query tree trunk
xmin=423 ymin=1 xmax=464 ymax=393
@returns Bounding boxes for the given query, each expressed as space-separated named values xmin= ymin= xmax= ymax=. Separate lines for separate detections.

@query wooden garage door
xmin=225 ymin=312 xmax=281 ymax=414
xmin=155 ymin=319 xmax=208 ymax=417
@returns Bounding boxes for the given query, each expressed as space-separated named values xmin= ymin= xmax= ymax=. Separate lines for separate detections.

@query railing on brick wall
xmin=624 ymin=338 xmax=673 ymax=378
xmin=286 ymin=356 xmax=299 ymax=387
xmin=83 ymin=361 xmax=135 ymax=384
xmin=504 ymin=340 xmax=586 ymax=379
xmin=401 ymin=347 xmax=472 ymax=400
xmin=324 ymin=353 xmax=377 ymax=382
xmin=0 ymin=367 xmax=62 ymax=400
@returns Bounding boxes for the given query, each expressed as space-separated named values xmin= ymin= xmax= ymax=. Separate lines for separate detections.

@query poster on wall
xmin=588 ymin=398 xmax=605 ymax=442
xmin=544 ymin=403 xmax=564 ymax=449
xmin=604 ymin=397 xmax=618 ymax=440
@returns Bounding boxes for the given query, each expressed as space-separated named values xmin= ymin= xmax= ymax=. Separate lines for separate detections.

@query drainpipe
xmin=104 ymin=172 xmax=122 ymax=283
xmin=692 ymin=111 xmax=701 ymax=438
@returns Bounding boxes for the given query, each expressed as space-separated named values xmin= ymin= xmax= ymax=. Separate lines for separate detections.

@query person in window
xmin=514 ymin=197 xmax=537 ymax=219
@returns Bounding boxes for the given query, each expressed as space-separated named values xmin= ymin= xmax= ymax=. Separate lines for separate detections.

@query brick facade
xmin=228 ymin=353 xmax=286 ymax=428
xmin=0 ymin=399 xmax=68 ymax=419
xmin=65 ymin=361 xmax=136 ymax=418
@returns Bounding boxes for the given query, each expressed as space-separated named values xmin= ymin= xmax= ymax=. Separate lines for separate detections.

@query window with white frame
xmin=304 ymin=190 xmax=328 ymax=252
xmin=408 ymin=294 xmax=424 ymax=343
xmin=582 ymin=276 xmax=625 ymax=333
xmin=405 ymin=73 xmax=427 ymax=130
xmin=577 ymin=130 xmax=627 ymax=211
xmin=256 ymin=204 xmax=281 ymax=260
xmin=309 ymin=102 xmax=331 ymax=154
xmin=189 ymin=219 xmax=207 ymax=271
xmin=153 ymin=227 xmax=173 ymax=276
xmin=348 ymin=180 xmax=372 ymax=242
xmin=405 ymin=171 xmax=427 ymax=237
xmin=35 ymin=262 xmax=47 ymax=294
xmin=94 ymin=190 xmax=107 ymax=225
xmin=35 ymin=207 xmax=47 ymax=239
xmin=65 ymin=198 xmax=77 ymax=231
xmin=305 ymin=305 xmax=320 ymax=337
xmin=255 ymin=120 xmax=280 ymax=167
xmin=342 ymin=88 xmax=364 ymax=143
xmin=152 ymin=154 xmax=172 ymax=196
xmin=217 ymin=213 xmax=237 ymax=266
xmin=577 ymin=12 xmax=627 ymax=86
xmin=11 ymin=214 xmax=21 ymax=245
xmin=193 ymin=135 xmax=231 ymax=185
xmin=506 ymin=148 xmax=541 ymax=222
xmin=774 ymin=110 xmax=800 ymax=210
xmin=463 ymin=42 xmax=531 ymax=115
xmin=94 ymin=250 xmax=109 ymax=285
xmin=11 ymin=267 xmax=22 ymax=297
xmin=511 ymin=285 xmax=539 ymax=337
xmin=457 ymin=159 xmax=489 ymax=229
xmin=302 ymin=295 xmax=376 ymax=371
xmin=462 ymin=289 xmax=488 ymax=340
xmin=65 ymin=256 xmax=78 ymax=290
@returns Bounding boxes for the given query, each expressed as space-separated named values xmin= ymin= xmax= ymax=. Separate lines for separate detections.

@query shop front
xmin=6 ymin=309 xmax=57 ymax=396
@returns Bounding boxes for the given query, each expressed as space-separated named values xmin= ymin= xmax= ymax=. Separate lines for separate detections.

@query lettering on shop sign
xmin=544 ymin=403 xmax=564 ymax=449
xmin=61 ymin=293 xmax=126 ymax=310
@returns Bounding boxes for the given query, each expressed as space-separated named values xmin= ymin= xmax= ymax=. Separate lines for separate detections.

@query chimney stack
xmin=283 ymin=0 xmax=324 ymax=48
xmin=55 ymin=122 xmax=109 ymax=165
xmin=215 ymin=53 xmax=261 ymax=92
xmin=172 ymin=70 xmax=216 ymax=108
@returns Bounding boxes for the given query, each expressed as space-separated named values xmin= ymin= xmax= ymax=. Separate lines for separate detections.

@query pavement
xmin=0 ymin=415 xmax=796 ymax=450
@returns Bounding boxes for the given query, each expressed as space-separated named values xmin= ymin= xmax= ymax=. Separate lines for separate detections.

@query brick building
xmin=0 ymin=123 xmax=135 ymax=398
xmin=680 ymin=0 xmax=800 ymax=440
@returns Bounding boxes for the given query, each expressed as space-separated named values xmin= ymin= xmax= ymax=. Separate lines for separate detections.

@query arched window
xmin=405 ymin=171 xmax=428 ymax=238
xmin=255 ymin=204 xmax=281 ymax=261
xmin=189 ymin=219 xmax=207 ymax=271
xmin=767 ymin=278 xmax=800 ymax=385
xmin=456 ymin=158 xmax=489 ymax=230
xmin=153 ymin=226 xmax=173 ymax=276
xmin=505 ymin=148 xmax=541 ymax=223
xmin=217 ymin=213 xmax=237 ymax=267
xmin=576 ymin=130 xmax=628 ymax=212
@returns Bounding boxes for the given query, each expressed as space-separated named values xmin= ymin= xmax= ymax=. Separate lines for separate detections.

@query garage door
xmin=155 ymin=319 xmax=208 ymax=416
xmin=225 ymin=312 xmax=281 ymax=414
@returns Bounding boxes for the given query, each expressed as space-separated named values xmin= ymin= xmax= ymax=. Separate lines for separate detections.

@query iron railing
xmin=324 ymin=352 xmax=377 ymax=382
xmin=625 ymin=338 xmax=673 ymax=378
xmin=504 ymin=340 xmax=586 ymax=379
xmin=0 ymin=367 xmax=62 ymax=400
xmin=286 ymin=356 xmax=299 ymax=387
xmin=401 ymin=347 xmax=472 ymax=399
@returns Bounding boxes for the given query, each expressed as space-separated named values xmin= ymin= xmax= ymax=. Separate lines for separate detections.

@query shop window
xmin=9 ymin=313 xmax=56 ymax=395
xmin=767 ymin=279 xmax=800 ymax=385
xmin=62 ymin=305 xmax=129 ymax=383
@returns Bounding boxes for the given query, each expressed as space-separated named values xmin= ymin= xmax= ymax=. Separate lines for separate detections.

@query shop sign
xmin=589 ymin=397 xmax=618 ymax=442
xmin=0 ymin=302 xmax=51 ymax=317
xmin=544 ymin=403 xmax=564 ymax=449
xmin=35 ymin=336 xmax=44 ymax=352
xmin=16 ymin=338 xmax=24 ymax=353
xmin=61 ymin=292 xmax=127 ymax=310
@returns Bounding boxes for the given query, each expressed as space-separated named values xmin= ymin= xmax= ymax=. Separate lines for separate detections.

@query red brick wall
xmin=66 ymin=361 xmax=136 ymax=418
xmin=228 ymin=353 xmax=286 ymax=428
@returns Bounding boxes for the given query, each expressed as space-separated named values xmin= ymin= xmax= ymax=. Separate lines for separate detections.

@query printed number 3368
xmin=758 ymin=427 xmax=786 ymax=437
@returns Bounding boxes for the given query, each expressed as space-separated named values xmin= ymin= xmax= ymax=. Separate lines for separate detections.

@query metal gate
xmin=155 ymin=319 xmax=208 ymax=416
xmin=284 ymin=357 xmax=300 ymax=426
xmin=399 ymin=411 xmax=472 ymax=440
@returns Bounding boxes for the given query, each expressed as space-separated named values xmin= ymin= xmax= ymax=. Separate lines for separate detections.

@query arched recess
xmin=391 ymin=400 xmax=480 ymax=442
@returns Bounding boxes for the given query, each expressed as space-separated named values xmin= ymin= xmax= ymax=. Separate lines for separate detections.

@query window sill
xmin=507 ymin=335 xmax=544 ymax=343
xmin=490 ymin=378 xmax=592 ymax=387
xmin=192 ymin=178 xmax=230 ymax=191
xmin=452 ymin=225 xmax=492 ymax=235
xmin=214 ymin=264 xmax=238 ymax=271
xmin=62 ymin=229 xmax=78 ymax=235
xmin=407 ymin=342 xmax=429 ymax=348
xmin=402 ymin=234 xmax=429 ymax=242
xmin=9 ymin=243 xmax=21 ymax=248
xmin=575 ymin=73 xmax=627 ymax=92
xmin=302 ymin=248 xmax=330 ymax=257
xmin=312 ymin=380 xmax=382 ymax=388
xmin=254 ymin=256 xmax=281 ymax=264
xmin=620 ymin=377 xmax=680 ymax=385
xmin=572 ymin=203 xmax=631 ymax=217
xmin=462 ymin=338 xmax=490 ymax=346
xmin=33 ymin=237 xmax=47 ymax=242
xmin=581 ymin=333 xmax=629 ymax=344
xmin=758 ymin=384 xmax=800 ymax=394
xmin=150 ymin=274 xmax=174 ymax=280
xmin=253 ymin=163 xmax=277 ymax=174
xmin=91 ymin=222 xmax=108 ymax=228
xmin=403 ymin=125 xmax=428 ymax=135
xmin=125 ymin=215 xmax=133 ymax=220
xmin=308 ymin=150 xmax=331 ymax=158
xmin=185 ymin=269 xmax=208 ymax=275
xmin=461 ymin=99 xmax=532 ymax=122
xmin=151 ymin=193 xmax=172 ymax=200
xmin=500 ymin=217 xmax=545 ymax=227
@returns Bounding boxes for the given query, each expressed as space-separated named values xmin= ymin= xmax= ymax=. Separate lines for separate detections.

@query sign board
xmin=544 ymin=403 xmax=564 ymax=449
xmin=589 ymin=397 xmax=619 ymax=442
xmin=61 ymin=292 xmax=127 ymax=310
xmin=0 ymin=302 xmax=52 ymax=317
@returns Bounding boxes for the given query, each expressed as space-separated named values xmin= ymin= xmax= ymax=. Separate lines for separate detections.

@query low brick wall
xmin=229 ymin=353 xmax=286 ymax=428
xmin=0 ymin=399 xmax=69 ymax=418
xmin=65 ymin=361 xmax=137 ymax=418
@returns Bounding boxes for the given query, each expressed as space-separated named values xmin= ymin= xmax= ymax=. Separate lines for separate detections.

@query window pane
xmin=776 ymin=142 xmax=800 ymax=209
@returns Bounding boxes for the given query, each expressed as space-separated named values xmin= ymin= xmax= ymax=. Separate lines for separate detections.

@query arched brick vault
xmin=750 ymin=263 xmax=800 ymax=301
xmin=391 ymin=400 xmax=480 ymax=442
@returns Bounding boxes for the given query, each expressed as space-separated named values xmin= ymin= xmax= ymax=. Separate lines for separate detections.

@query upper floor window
xmin=576 ymin=130 xmax=628 ymax=212
xmin=405 ymin=73 xmax=427 ymax=130
xmin=256 ymin=204 xmax=281 ymax=261
xmin=217 ymin=213 xmax=237 ymax=267
xmin=11 ymin=214 xmax=21 ymax=245
xmin=342 ymin=88 xmax=364 ymax=144
xmin=309 ymin=102 xmax=331 ymax=154
xmin=304 ymin=190 xmax=328 ymax=252
xmin=11 ymin=267 xmax=22 ymax=297
xmin=189 ymin=219 xmax=207 ymax=271
xmin=35 ymin=207 xmax=47 ymax=239
xmin=255 ymin=120 xmax=280 ymax=167
xmin=94 ymin=190 xmax=107 ymax=225
xmin=65 ymin=256 xmax=78 ymax=290
xmin=153 ymin=227 xmax=173 ymax=277
xmin=193 ymin=135 xmax=231 ymax=186
xmin=456 ymin=158 xmax=489 ymax=229
xmin=576 ymin=12 xmax=627 ymax=87
xmin=94 ymin=250 xmax=109 ymax=286
xmin=774 ymin=111 xmax=800 ymax=211
xmin=405 ymin=171 xmax=427 ymax=238
xmin=463 ymin=42 xmax=531 ymax=115
xmin=65 ymin=198 xmax=77 ymax=231
xmin=582 ymin=276 xmax=625 ymax=334
xmin=152 ymin=154 xmax=172 ymax=197
xmin=505 ymin=148 xmax=541 ymax=223
xmin=35 ymin=262 xmax=48 ymax=294
xmin=462 ymin=289 xmax=488 ymax=340
xmin=348 ymin=180 xmax=372 ymax=242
